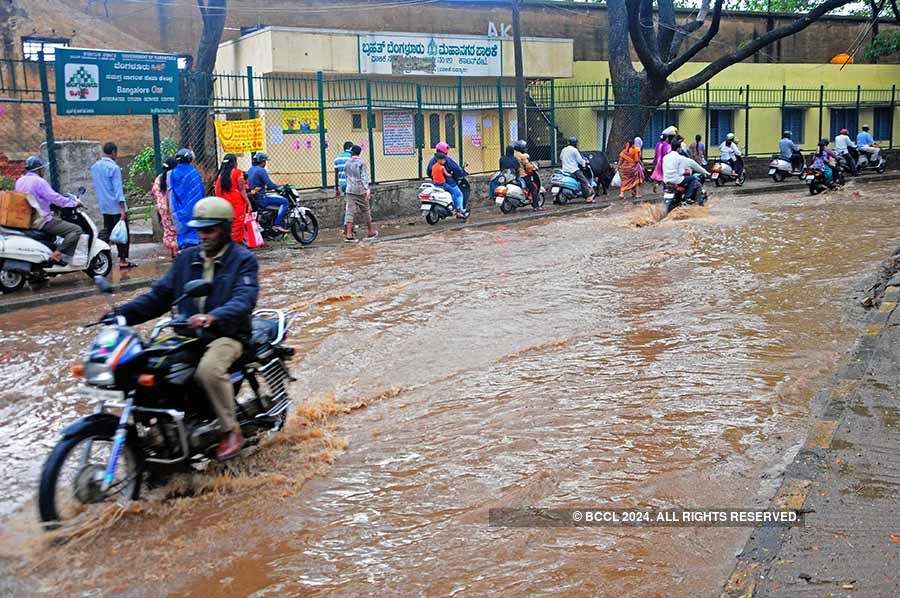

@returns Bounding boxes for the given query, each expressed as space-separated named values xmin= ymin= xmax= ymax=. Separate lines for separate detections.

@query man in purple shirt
xmin=14 ymin=156 xmax=81 ymax=264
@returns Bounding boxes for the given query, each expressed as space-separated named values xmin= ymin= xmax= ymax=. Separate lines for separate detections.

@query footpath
xmin=724 ymin=249 xmax=900 ymax=597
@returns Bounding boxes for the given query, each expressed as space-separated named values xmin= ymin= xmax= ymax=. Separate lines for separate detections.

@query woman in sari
xmin=651 ymin=133 xmax=672 ymax=193
xmin=149 ymin=157 xmax=178 ymax=258
xmin=618 ymin=137 xmax=645 ymax=200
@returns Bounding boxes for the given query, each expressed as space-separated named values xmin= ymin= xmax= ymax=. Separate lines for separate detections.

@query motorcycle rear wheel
xmin=772 ymin=171 xmax=786 ymax=183
xmin=290 ymin=212 xmax=319 ymax=246
xmin=500 ymin=199 xmax=515 ymax=214
xmin=714 ymin=177 xmax=723 ymax=187
xmin=425 ymin=206 xmax=441 ymax=225
xmin=0 ymin=270 xmax=25 ymax=294
xmin=38 ymin=430 xmax=141 ymax=527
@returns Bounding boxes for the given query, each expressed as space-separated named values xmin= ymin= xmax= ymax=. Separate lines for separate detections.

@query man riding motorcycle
xmin=856 ymin=124 xmax=881 ymax=165
xmin=834 ymin=128 xmax=859 ymax=175
xmin=663 ymin=137 xmax=710 ymax=203
xmin=108 ymin=197 xmax=259 ymax=461
xmin=246 ymin=152 xmax=290 ymax=234
xmin=718 ymin=133 xmax=743 ymax=176
xmin=559 ymin=137 xmax=595 ymax=203
xmin=779 ymin=131 xmax=803 ymax=172
xmin=13 ymin=156 xmax=82 ymax=265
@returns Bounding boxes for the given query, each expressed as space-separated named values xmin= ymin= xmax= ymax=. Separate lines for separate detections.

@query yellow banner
xmin=214 ymin=117 xmax=265 ymax=153
xmin=282 ymin=104 xmax=325 ymax=134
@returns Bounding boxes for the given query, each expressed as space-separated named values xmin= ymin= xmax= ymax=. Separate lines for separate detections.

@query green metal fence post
xmin=818 ymin=84 xmax=824 ymax=142
xmin=602 ymin=78 xmax=609 ymax=152
xmin=855 ymin=84 xmax=861 ymax=133
xmin=316 ymin=71 xmax=328 ymax=190
xmin=704 ymin=83 xmax=710 ymax=146
xmin=497 ymin=77 xmax=505 ymax=155
xmin=246 ymin=65 xmax=256 ymax=118
xmin=890 ymin=84 xmax=896 ymax=149
xmin=37 ymin=51 xmax=59 ymax=190
xmin=744 ymin=84 xmax=750 ymax=155
xmin=550 ymin=79 xmax=557 ymax=165
xmin=365 ymin=78 xmax=376 ymax=184
xmin=456 ymin=77 xmax=464 ymax=168
xmin=416 ymin=83 xmax=424 ymax=178
xmin=152 ymin=114 xmax=162 ymax=174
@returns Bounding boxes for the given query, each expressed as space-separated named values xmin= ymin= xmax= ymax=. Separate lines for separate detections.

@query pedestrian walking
xmin=617 ymin=137 xmax=644 ymax=200
xmin=91 ymin=142 xmax=137 ymax=269
xmin=168 ymin=148 xmax=206 ymax=249
xmin=342 ymin=145 xmax=377 ymax=242
xmin=334 ymin=141 xmax=353 ymax=197
xmin=689 ymin=135 xmax=707 ymax=166
xmin=150 ymin=157 xmax=178 ymax=258
xmin=651 ymin=132 xmax=673 ymax=194
xmin=214 ymin=153 xmax=252 ymax=243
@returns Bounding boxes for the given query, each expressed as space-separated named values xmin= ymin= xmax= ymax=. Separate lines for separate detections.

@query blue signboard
xmin=55 ymin=47 xmax=180 ymax=116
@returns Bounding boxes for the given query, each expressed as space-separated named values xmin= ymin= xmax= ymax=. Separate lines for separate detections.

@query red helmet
xmin=435 ymin=142 xmax=450 ymax=154
xmin=839 ymin=128 xmax=849 ymax=135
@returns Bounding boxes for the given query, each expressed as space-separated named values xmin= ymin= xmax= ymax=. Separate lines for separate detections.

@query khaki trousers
xmin=195 ymin=337 xmax=243 ymax=433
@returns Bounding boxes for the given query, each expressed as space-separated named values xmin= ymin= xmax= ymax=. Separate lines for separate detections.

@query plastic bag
xmin=611 ymin=170 xmax=622 ymax=188
xmin=243 ymin=212 xmax=265 ymax=249
xmin=109 ymin=219 xmax=128 ymax=244
xmin=71 ymin=234 xmax=89 ymax=267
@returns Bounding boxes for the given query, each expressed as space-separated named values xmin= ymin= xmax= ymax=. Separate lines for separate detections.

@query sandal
xmin=343 ymin=236 xmax=358 ymax=243
xmin=367 ymin=231 xmax=379 ymax=239
xmin=119 ymin=260 xmax=138 ymax=269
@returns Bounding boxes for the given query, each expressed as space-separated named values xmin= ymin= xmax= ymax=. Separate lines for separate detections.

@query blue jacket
xmin=117 ymin=243 xmax=259 ymax=340
xmin=426 ymin=155 xmax=464 ymax=186
xmin=167 ymin=164 xmax=205 ymax=249
xmin=247 ymin=165 xmax=278 ymax=194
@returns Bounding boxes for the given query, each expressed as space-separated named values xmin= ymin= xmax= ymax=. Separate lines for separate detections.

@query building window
xmin=444 ymin=114 xmax=456 ymax=148
xmin=643 ymin=110 xmax=679 ymax=147
xmin=873 ymin=106 xmax=893 ymax=141
xmin=429 ymin=113 xmax=441 ymax=150
xmin=351 ymin=113 xmax=363 ymax=130
xmin=830 ymin=108 xmax=858 ymax=139
xmin=709 ymin=109 xmax=733 ymax=145
xmin=781 ymin=108 xmax=804 ymax=144
xmin=22 ymin=36 xmax=70 ymax=61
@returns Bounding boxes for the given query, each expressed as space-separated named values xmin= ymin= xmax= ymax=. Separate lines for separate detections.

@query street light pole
xmin=511 ymin=0 xmax=527 ymax=141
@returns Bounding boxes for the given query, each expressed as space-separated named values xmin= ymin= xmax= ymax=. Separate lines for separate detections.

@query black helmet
xmin=819 ymin=138 xmax=829 ymax=146
xmin=568 ymin=137 xmax=578 ymax=147
xmin=25 ymin=155 xmax=45 ymax=172
xmin=175 ymin=148 xmax=195 ymax=163
xmin=783 ymin=131 xmax=792 ymax=138
xmin=513 ymin=139 xmax=527 ymax=152
xmin=252 ymin=151 xmax=269 ymax=164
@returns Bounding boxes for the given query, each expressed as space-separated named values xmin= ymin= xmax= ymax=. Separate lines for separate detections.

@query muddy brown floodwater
xmin=0 ymin=181 xmax=898 ymax=596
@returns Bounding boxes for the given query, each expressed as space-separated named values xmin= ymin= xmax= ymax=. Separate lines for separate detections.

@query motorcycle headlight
xmin=85 ymin=362 xmax=115 ymax=386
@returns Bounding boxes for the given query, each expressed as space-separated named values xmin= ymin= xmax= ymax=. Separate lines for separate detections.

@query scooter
xmin=493 ymin=170 xmax=545 ymax=214
xmin=803 ymin=167 xmax=833 ymax=195
xmin=855 ymin=149 xmax=887 ymax=174
xmin=709 ymin=160 xmax=746 ymax=186
xmin=0 ymin=187 xmax=113 ymax=294
xmin=662 ymin=174 xmax=708 ymax=213
xmin=419 ymin=177 xmax=470 ymax=225
xmin=550 ymin=164 xmax=597 ymax=204
xmin=768 ymin=154 xmax=805 ymax=182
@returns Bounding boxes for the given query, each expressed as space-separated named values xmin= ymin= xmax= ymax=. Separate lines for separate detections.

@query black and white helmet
xmin=252 ymin=151 xmax=269 ymax=164
xmin=25 ymin=155 xmax=45 ymax=172
xmin=513 ymin=139 xmax=527 ymax=152
xmin=175 ymin=148 xmax=195 ymax=163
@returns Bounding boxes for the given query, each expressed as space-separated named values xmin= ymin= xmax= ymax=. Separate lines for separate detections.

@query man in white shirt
xmin=663 ymin=137 xmax=710 ymax=202
xmin=559 ymin=137 xmax=594 ymax=203
xmin=718 ymin=133 xmax=743 ymax=176
xmin=834 ymin=128 xmax=859 ymax=174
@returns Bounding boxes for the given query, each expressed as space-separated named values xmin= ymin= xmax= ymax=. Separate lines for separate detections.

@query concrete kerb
xmin=721 ymin=247 xmax=900 ymax=598
xmin=730 ymin=171 xmax=900 ymax=196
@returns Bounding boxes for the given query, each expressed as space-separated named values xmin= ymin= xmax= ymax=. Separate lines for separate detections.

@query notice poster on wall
xmin=282 ymin=104 xmax=325 ymax=134
xmin=382 ymin=111 xmax=416 ymax=156
xmin=214 ymin=117 xmax=266 ymax=153
xmin=462 ymin=113 xmax=479 ymax=136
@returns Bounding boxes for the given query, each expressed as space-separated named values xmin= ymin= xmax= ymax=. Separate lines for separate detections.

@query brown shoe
xmin=215 ymin=431 xmax=245 ymax=461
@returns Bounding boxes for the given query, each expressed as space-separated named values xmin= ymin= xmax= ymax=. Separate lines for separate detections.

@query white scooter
xmin=0 ymin=187 xmax=113 ymax=294
xmin=856 ymin=147 xmax=887 ymax=174
xmin=768 ymin=153 xmax=805 ymax=182
xmin=418 ymin=182 xmax=468 ymax=225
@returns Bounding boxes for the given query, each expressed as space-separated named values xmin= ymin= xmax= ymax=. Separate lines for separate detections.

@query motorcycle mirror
xmin=76 ymin=186 xmax=86 ymax=195
xmin=183 ymin=279 xmax=213 ymax=298
xmin=94 ymin=275 xmax=113 ymax=295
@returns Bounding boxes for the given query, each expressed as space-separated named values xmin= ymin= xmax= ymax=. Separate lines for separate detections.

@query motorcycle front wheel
xmin=87 ymin=250 xmax=113 ymax=278
xmin=290 ymin=212 xmax=319 ymax=246
xmin=38 ymin=429 xmax=141 ymax=528
xmin=0 ymin=270 xmax=25 ymax=294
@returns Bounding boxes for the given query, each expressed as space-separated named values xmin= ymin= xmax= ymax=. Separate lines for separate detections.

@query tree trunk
xmin=604 ymin=73 xmax=661 ymax=157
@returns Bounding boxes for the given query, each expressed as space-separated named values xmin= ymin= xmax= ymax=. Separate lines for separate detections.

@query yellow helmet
xmin=188 ymin=196 xmax=233 ymax=229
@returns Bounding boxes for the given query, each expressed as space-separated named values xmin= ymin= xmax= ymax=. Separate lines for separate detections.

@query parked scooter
xmin=419 ymin=176 xmax=470 ymax=225
xmin=662 ymin=175 xmax=708 ymax=213
xmin=493 ymin=170 xmax=545 ymax=214
xmin=550 ymin=164 xmax=597 ymax=204
xmin=254 ymin=184 xmax=319 ymax=245
xmin=0 ymin=187 xmax=112 ymax=294
xmin=709 ymin=160 xmax=746 ymax=186
xmin=768 ymin=154 xmax=805 ymax=182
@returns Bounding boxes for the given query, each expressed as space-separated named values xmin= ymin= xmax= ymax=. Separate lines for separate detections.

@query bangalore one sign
xmin=359 ymin=33 xmax=501 ymax=77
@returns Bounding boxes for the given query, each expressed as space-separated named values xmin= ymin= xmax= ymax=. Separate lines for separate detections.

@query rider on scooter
xmin=856 ymin=125 xmax=881 ymax=165
xmin=779 ymin=131 xmax=803 ymax=172
xmin=663 ymin=137 xmax=710 ymax=202
xmin=513 ymin=139 xmax=542 ymax=210
xmin=834 ymin=128 xmax=859 ymax=175
xmin=13 ymin=156 xmax=82 ymax=265
xmin=426 ymin=142 xmax=467 ymax=217
xmin=559 ymin=137 xmax=595 ymax=203
xmin=719 ymin=133 xmax=743 ymax=176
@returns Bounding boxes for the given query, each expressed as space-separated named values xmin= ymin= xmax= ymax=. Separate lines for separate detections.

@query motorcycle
xmin=768 ymin=154 xmax=805 ymax=182
xmin=0 ymin=187 xmax=112 ymax=294
xmin=253 ymin=185 xmax=319 ymax=245
xmin=709 ymin=160 xmax=746 ymax=186
xmin=662 ymin=174 xmax=708 ymax=213
xmin=803 ymin=167 xmax=832 ymax=195
xmin=493 ymin=170 xmax=545 ymax=214
xmin=37 ymin=277 xmax=297 ymax=527
xmin=855 ymin=149 xmax=887 ymax=174
xmin=419 ymin=177 xmax=470 ymax=225
xmin=550 ymin=164 xmax=597 ymax=204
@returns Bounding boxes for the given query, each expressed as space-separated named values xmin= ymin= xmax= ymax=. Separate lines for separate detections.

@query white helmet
xmin=661 ymin=125 xmax=678 ymax=137
xmin=726 ymin=133 xmax=735 ymax=141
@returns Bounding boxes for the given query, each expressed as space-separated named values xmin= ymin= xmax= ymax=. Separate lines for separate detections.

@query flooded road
xmin=1 ymin=181 xmax=898 ymax=596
